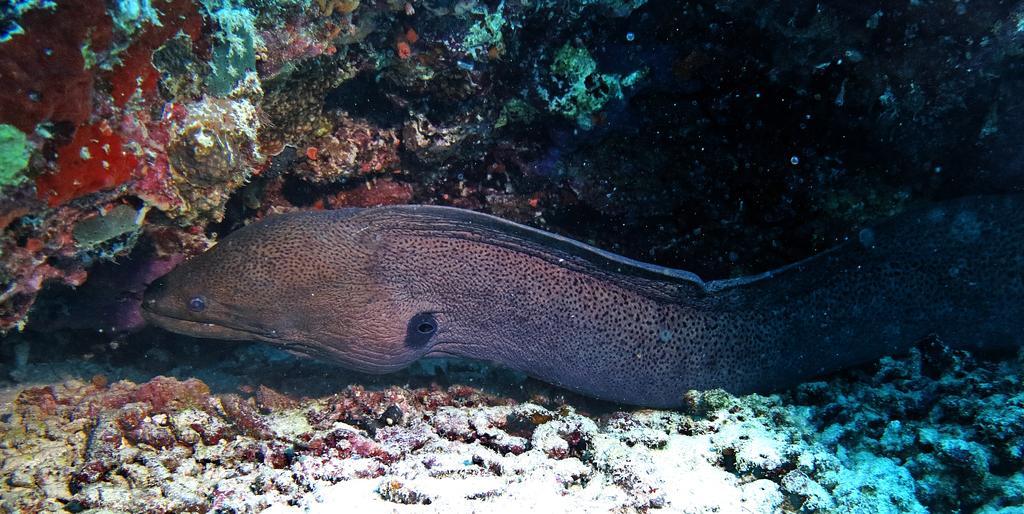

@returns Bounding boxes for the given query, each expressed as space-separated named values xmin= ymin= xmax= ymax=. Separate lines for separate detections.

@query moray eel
xmin=142 ymin=195 xmax=1024 ymax=407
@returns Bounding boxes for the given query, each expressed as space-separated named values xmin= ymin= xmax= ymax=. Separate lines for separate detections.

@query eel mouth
xmin=140 ymin=303 xmax=256 ymax=341
xmin=140 ymin=303 xmax=325 ymax=358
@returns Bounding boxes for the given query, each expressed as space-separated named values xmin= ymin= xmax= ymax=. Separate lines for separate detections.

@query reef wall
xmin=1 ymin=0 xmax=1023 ymax=336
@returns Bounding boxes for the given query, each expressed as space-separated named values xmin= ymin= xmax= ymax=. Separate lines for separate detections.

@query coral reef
xmin=1 ymin=340 xmax=1020 ymax=512
xmin=36 ymin=121 xmax=138 ymax=207
xmin=2 ymin=0 xmax=1020 ymax=331
xmin=165 ymin=93 xmax=263 ymax=221
xmin=0 ymin=0 xmax=1022 ymax=509
xmin=792 ymin=342 xmax=1024 ymax=513
xmin=543 ymin=43 xmax=644 ymax=128
xmin=297 ymin=114 xmax=402 ymax=183
xmin=0 ymin=0 xmax=113 ymax=133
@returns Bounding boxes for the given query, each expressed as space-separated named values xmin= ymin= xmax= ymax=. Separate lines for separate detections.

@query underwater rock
xmin=793 ymin=345 xmax=1024 ymax=513
xmin=258 ymin=56 xmax=358 ymax=155
xmin=401 ymin=112 xmax=495 ymax=168
xmin=71 ymin=204 xmax=146 ymax=259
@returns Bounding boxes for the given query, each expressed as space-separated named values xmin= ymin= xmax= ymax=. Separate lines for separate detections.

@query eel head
xmin=141 ymin=210 xmax=439 ymax=373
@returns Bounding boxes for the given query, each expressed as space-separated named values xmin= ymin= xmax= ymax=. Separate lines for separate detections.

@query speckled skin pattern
xmin=142 ymin=195 xmax=1024 ymax=407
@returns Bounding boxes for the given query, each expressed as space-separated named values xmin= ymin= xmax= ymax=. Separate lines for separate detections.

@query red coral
xmin=35 ymin=121 xmax=139 ymax=207
xmin=297 ymin=115 xmax=402 ymax=182
xmin=221 ymin=394 xmax=273 ymax=439
xmin=190 ymin=412 xmax=235 ymax=445
xmin=108 ymin=0 xmax=204 ymax=108
xmin=71 ymin=461 xmax=111 ymax=488
xmin=15 ymin=386 xmax=58 ymax=416
xmin=111 ymin=42 xmax=162 ymax=109
xmin=261 ymin=441 xmax=295 ymax=469
xmin=396 ymin=41 xmax=412 ymax=59
xmin=255 ymin=385 xmax=298 ymax=413
xmin=127 ymin=422 xmax=177 ymax=449
xmin=114 ymin=402 xmax=151 ymax=432
xmin=305 ymin=427 xmax=394 ymax=462
xmin=257 ymin=19 xmax=336 ymax=78
xmin=131 ymin=376 xmax=211 ymax=412
xmin=0 ymin=0 xmax=113 ymax=132
xmin=326 ymin=177 xmax=413 ymax=208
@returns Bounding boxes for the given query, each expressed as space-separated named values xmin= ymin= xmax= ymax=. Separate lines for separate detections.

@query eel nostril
xmin=148 ymin=278 xmax=168 ymax=294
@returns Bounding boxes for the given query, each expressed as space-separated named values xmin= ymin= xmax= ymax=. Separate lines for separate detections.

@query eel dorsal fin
xmin=360 ymin=204 xmax=712 ymax=303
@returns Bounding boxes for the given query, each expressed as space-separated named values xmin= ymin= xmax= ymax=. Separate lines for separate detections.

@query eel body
xmin=142 ymin=195 xmax=1024 ymax=407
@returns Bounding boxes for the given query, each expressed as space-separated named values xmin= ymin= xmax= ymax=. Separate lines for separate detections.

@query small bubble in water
xmin=790 ymin=155 xmax=800 ymax=165
xmin=858 ymin=228 xmax=876 ymax=248
xmin=457 ymin=173 xmax=465 ymax=180
xmin=626 ymin=32 xmax=635 ymax=42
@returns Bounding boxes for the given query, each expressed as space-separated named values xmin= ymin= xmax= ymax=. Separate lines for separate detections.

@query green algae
xmin=550 ymin=44 xmax=597 ymax=79
xmin=0 ymin=124 xmax=31 ymax=190
xmin=494 ymin=98 xmax=537 ymax=128
xmin=578 ymin=0 xmax=648 ymax=17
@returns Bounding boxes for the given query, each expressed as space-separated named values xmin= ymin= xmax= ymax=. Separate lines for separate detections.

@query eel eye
xmin=406 ymin=312 xmax=438 ymax=347
xmin=188 ymin=296 xmax=207 ymax=312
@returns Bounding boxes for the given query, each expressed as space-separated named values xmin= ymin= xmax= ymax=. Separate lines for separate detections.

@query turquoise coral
xmin=543 ymin=43 xmax=644 ymax=128
xmin=462 ymin=3 xmax=507 ymax=61
xmin=203 ymin=1 xmax=259 ymax=96
xmin=110 ymin=0 xmax=163 ymax=38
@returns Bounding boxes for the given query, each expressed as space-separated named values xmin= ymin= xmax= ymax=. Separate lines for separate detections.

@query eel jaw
xmin=140 ymin=305 xmax=255 ymax=341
